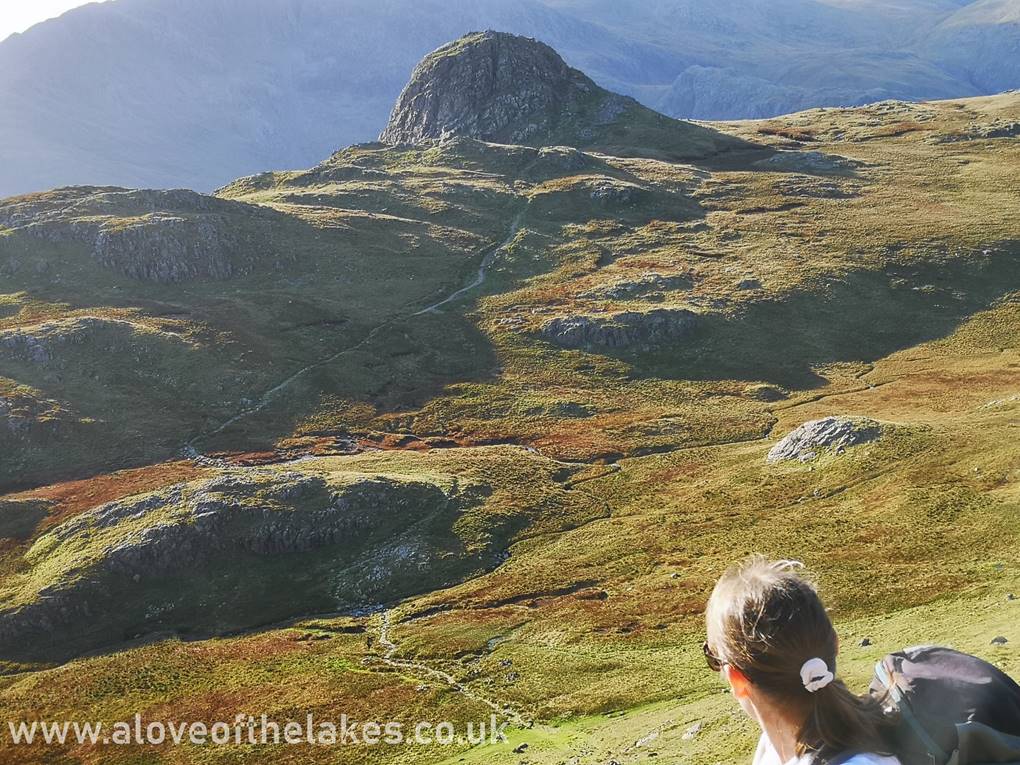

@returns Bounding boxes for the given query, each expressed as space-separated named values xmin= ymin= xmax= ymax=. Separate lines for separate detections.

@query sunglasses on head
xmin=703 ymin=641 xmax=724 ymax=672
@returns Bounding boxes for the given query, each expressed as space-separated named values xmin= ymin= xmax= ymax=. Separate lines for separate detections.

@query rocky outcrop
xmin=0 ymin=187 xmax=278 ymax=283
xmin=755 ymin=151 xmax=861 ymax=175
xmin=540 ymin=308 xmax=697 ymax=351
xmin=767 ymin=416 xmax=882 ymax=463
xmin=92 ymin=215 xmax=240 ymax=282
xmin=930 ymin=120 xmax=1020 ymax=143
xmin=379 ymin=31 xmax=742 ymax=159
xmin=0 ymin=316 xmax=190 ymax=366
xmin=0 ymin=467 xmax=485 ymax=660
xmin=380 ymin=31 xmax=628 ymax=146
xmin=745 ymin=384 xmax=788 ymax=402
xmin=0 ymin=388 xmax=79 ymax=443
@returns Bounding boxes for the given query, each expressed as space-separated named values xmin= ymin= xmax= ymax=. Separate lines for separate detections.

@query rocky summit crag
xmin=379 ymin=30 xmax=745 ymax=161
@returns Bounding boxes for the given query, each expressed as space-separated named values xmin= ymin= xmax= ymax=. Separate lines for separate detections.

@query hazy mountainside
xmin=1 ymin=0 xmax=1019 ymax=196
xmin=1 ymin=29 xmax=1019 ymax=765
xmin=923 ymin=0 xmax=1020 ymax=92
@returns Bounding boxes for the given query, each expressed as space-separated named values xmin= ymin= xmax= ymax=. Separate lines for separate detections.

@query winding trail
xmin=183 ymin=209 xmax=525 ymax=455
xmin=412 ymin=210 xmax=523 ymax=316
xmin=375 ymin=610 xmax=528 ymax=726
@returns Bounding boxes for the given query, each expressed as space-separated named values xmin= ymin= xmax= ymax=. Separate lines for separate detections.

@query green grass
xmin=1 ymin=93 xmax=1019 ymax=765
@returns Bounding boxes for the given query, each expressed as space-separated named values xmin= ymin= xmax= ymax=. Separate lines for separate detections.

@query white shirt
xmin=753 ymin=733 xmax=901 ymax=765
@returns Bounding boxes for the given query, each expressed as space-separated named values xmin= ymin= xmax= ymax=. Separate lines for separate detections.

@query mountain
xmin=1 ymin=30 xmax=1019 ymax=765
xmin=1 ymin=0 xmax=1019 ymax=196
xmin=922 ymin=0 xmax=1020 ymax=92
xmin=379 ymin=31 xmax=747 ymax=160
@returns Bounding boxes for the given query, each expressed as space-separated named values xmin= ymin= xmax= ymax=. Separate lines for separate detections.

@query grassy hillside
xmin=0 ymin=93 xmax=1018 ymax=764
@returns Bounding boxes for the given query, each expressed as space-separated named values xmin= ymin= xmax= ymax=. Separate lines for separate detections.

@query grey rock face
xmin=94 ymin=215 xmax=242 ymax=282
xmin=380 ymin=31 xmax=635 ymax=146
xmin=0 ymin=187 xmax=277 ymax=283
xmin=0 ymin=316 xmax=190 ymax=369
xmin=767 ymin=416 xmax=882 ymax=463
xmin=540 ymin=308 xmax=697 ymax=351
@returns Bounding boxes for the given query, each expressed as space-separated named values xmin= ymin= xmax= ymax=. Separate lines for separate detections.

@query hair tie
xmin=800 ymin=657 xmax=834 ymax=692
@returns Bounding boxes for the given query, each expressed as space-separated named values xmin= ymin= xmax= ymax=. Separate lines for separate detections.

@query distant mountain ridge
xmin=0 ymin=0 xmax=1017 ymax=196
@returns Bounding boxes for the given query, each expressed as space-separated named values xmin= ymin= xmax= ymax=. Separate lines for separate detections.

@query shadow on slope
xmin=628 ymin=245 xmax=1020 ymax=389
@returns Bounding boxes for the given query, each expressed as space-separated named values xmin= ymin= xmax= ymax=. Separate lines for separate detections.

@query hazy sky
xmin=0 ymin=0 xmax=111 ymax=42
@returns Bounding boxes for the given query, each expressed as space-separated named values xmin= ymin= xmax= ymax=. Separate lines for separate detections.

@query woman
xmin=704 ymin=556 xmax=900 ymax=765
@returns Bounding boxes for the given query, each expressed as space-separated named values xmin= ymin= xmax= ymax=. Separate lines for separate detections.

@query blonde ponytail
xmin=706 ymin=556 xmax=896 ymax=759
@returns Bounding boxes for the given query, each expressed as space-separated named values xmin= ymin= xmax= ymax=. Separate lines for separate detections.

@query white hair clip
xmin=800 ymin=657 xmax=834 ymax=692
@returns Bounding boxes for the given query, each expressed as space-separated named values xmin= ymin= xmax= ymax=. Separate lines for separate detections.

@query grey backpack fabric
xmin=869 ymin=645 xmax=1020 ymax=765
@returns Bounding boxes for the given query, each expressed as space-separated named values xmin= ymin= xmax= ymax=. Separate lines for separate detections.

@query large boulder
xmin=767 ymin=416 xmax=882 ymax=463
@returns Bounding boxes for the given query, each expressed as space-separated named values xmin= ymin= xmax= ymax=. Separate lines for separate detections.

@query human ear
xmin=724 ymin=665 xmax=752 ymax=699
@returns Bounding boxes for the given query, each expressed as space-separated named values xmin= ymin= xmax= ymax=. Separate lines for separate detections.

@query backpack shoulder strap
xmin=874 ymin=659 xmax=951 ymax=765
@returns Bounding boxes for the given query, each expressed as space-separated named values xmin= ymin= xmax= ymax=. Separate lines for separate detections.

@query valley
xmin=0 ymin=30 xmax=1018 ymax=765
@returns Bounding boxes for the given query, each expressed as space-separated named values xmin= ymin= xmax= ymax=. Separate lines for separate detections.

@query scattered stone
xmin=766 ymin=416 xmax=882 ymax=464
xmin=513 ymin=743 xmax=529 ymax=753
xmin=1008 ymin=593 xmax=1017 ymax=601
xmin=979 ymin=386 xmax=1020 ymax=411
xmin=859 ymin=637 xmax=873 ymax=647
xmin=579 ymin=272 xmax=693 ymax=300
xmin=682 ymin=721 xmax=703 ymax=740
xmin=635 ymin=730 xmax=659 ymax=748
xmin=737 ymin=278 xmax=762 ymax=290
xmin=991 ymin=636 xmax=1009 ymax=646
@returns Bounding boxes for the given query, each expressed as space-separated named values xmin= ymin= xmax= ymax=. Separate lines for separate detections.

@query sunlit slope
xmin=0 ymin=93 xmax=1018 ymax=765
xmin=1 ymin=294 xmax=1017 ymax=763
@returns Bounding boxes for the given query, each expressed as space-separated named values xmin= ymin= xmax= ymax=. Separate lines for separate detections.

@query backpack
xmin=869 ymin=645 xmax=1020 ymax=765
